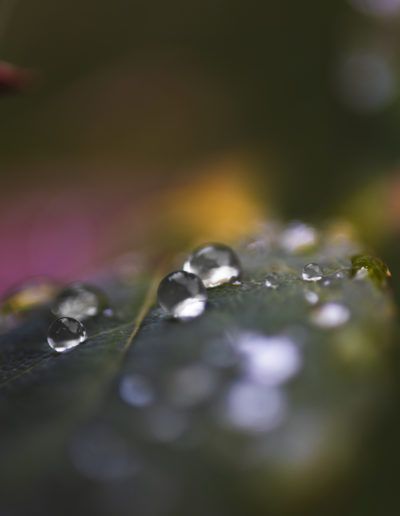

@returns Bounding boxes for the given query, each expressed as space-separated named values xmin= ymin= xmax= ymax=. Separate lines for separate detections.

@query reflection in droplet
xmin=52 ymin=283 xmax=108 ymax=320
xmin=302 ymin=263 xmax=323 ymax=282
xmin=47 ymin=317 xmax=87 ymax=352
xmin=280 ymin=223 xmax=317 ymax=253
xmin=233 ymin=332 xmax=302 ymax=386
xmin=157 ymin=271 xmax=207 ymax=320
xmin=336 ymin=50 xmax=396 ymax=113
xmin=70 ymin=424 xmax=140 ymax=481
xmin=311 ymin=303 xmax=350 ymax=329
xmin=119 ymin=374 xmax=155 ymax=408
xmin=264 ymin=273 xmax=280 ymax=290
xmin=222 ymin=381 xmax=287 ymax=434
xmin=167 ymin=364 xmax=217 ymax=408
xmin=183 ymin=243 xmax=242 ymax=288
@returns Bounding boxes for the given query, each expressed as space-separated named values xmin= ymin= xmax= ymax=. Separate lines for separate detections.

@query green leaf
xmin=0 ymin=229 xmax=395 ymax=516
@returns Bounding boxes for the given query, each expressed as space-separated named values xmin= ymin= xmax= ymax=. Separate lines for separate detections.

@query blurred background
xmin=0 ymin=0 xmax=400 ymax=294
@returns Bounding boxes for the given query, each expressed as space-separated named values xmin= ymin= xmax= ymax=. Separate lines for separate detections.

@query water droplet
xmin=280 ymin=223 xmax=317 ymax=253
xmin=52 ymin=283 xmax=108 ymax=320
xmin=119 ymin=374 xmax=155 ymax=408
xmin=264 ymin=273 xmax=279 ymax=289
xmin=351 ymin=255 xmax=391 ymax=288
xmin=47 ymin=317 xmax=87 ymax=352
xmin=304 ymin=290 xmax=319 ymax=305
xmin=233 ymin=332 xmax=302 ymax=386
xmin=157 ymin=271 xmax=207 ymax=320
xmin=222 ymin=381 xmax=287 ymax=434
xmin=311 ymin=303 xmax=350 ymax=329
xmin=302 ymin=263 xmax=323 ymax=282
xmin=183 ymin=243 xmax=241 ymax=288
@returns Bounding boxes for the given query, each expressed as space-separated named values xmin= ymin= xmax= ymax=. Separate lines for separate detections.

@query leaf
xmin=0 ymin=225 xmax=396 ymax=516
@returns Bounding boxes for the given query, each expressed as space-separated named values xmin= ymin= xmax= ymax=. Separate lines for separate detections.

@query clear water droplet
xmin=183 ymin=243 xmax=241 ymax=288
xmin=351 ymin=255 xmax=391 ymax=288
xmin=302 ymin=263 xmax=323 ymax=282
xmin=52 ymin=283 xmax=108 ymax=321
xmin=311 ymin=303 xmax=350 ymax=329
xmin=157 ymin=271 xmax=207 ymax=320
xmin=47 ymin=316 xmax=87 ymax=352
xmin=280 ymin=222 xmax=317 ymax=253
xmin=264 ymin=273 xmax=279 ymax=289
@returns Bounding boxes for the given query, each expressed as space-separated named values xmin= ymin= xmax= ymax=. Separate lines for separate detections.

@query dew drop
xmin=47 ymin=316 xmax=87 ymax=352
xmin=119 ymin=374 xmax=155 ymax=408
xmin=52 ymin=283 xmax=108 ymax=320
xmin=311 ymin=303 xmax=350 ymax=329
xmin=183 ymin=243 xmax=241 ymax=288
xmin=157 ymin=271 xmax=207 ymax=320
xmin=264 ymin=273 xmax=279 ymax=290
xmin=302 ymin=263 xmax=323 ymax=282
xmin=350 ymin=255 xmax=391 ymax=288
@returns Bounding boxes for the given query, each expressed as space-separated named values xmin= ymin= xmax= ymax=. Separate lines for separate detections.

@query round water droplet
xmin=350 ymin=255 xmax=391 ymax=288
xmin=157 ymin=271 xmax=207 ymax=320
xmin=264 ymin=273 xmax=279 ymax=290
xmin=183 ymin=243 xmax=241 ymax=288
xmin=47 ymin=317 xmax=87 ymax=352
xmin=52 ymin=283 xmax=108 ymax=320
xmin=311 ymin=303 xmax=350 ymax=329
xmin=302 ymin=263 xmax=323 ymax=282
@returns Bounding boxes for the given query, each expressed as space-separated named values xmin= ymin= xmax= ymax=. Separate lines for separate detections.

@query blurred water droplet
xmin=183 ymin=243 xmax=241 ymax=288
xmin=311 ymin=303 xmax=350 ymax=329
xmin=264 ymin=273 xmax=280 ymax=289
xmin=304 ymin=290 xmax=319 ymax=305
xmin=302 ymin=263 xmax=323 ymax=282
xmin=145 ymin=407 xmax=188 ymax=443
xmin=351 ymin=255 xmax=391 ymax=288
xmin=222 ymin=381 xmax=287 ymax=434
xmin=233 ymin=332 xmax=302 ymax=386
xmin=47 ymin=317 xmax=87 ymax=352
xmin=0 ymin=278 xmax=59 ymax=323
xmin=157 ymin=271 xmax=207 ymax=320
xmin=167 ymin=364 xmax=217 ymax=408
xmin=52 ymin=283 xmax=108 ymax=320
xmin=70 ymin=424 xmax=140 ymax=481
xmin=349 ymin=0 xmax=400 ymax=17
xmin=119 ymin=374 xmax=155 ymax=408
xmin=280 ymin=223 xmax=317 ymax=253
xmin=336 ymin=50 xmax=396 ymax=113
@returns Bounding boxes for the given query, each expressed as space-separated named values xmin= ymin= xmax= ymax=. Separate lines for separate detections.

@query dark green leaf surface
xmin=0 ymin=230 xmax=396 ymax=516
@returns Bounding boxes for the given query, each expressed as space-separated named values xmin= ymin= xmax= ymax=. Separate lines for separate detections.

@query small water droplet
xmin=264 ymin=273 xmax=280 ymax=289
xmin=311 ymin=303 xmax=350 ymax=329
xmin=280 ymin=222 xmax=317 ymax=253
xmin=304 ymin=290 xmax=319 ymax=305
xmin=183 ymin=243 xmax=241 ymax=288
xmin=157 ymin=271 xmax=207 ymax=320
xmin=47 ymin=317 xmax=87 ymax=352
xmin=119 ymin=374 xmax=155 ymax=408
xmin=351 ymin=255 xmax=391 ymax=288
xmin=302 ymin=263 xmax=323 ymax=282
xmin=52 ymin=283 xmax=108 ymax=320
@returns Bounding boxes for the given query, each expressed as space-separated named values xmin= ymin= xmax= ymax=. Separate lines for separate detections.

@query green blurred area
xmin=1 ymin=0 xmax=400 ymax=218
